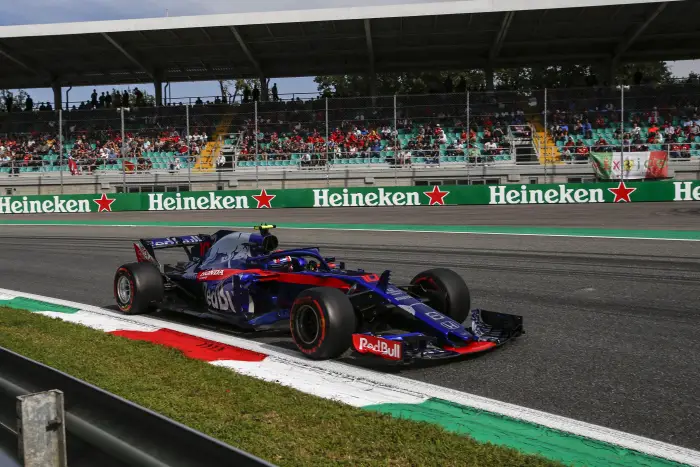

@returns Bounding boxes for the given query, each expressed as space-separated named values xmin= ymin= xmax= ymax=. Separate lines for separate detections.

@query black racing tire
xmin=410 ymin=268 xmax=471 ymax=323
xmin=290 ymin=287 xmax=357 ymax=360
xmin=114 ymin=263 xmax=164 ymax=315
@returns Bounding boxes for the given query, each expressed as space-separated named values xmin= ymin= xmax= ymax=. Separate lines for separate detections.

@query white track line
xmin=1 ymin=223 xmax=698 ymax=242
xmin=2 ymin=288 xmax=699 ymax=465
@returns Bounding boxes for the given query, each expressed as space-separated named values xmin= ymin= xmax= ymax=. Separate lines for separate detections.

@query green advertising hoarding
xmin=1 ymin=181 xmax=699 ymax=215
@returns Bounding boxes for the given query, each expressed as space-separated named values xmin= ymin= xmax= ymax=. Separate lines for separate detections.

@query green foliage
xmin=219 ymin=78 xmax=272 ymax=102
xmin=315 ymin=62 xmax=677 ymax=96
xmin=0 ymin=89 xmax=30 ymax=111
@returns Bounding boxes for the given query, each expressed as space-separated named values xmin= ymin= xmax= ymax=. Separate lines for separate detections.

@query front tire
xmin=410 ymin=268 xmax=471 ymax=323
xmin=290 ymin=287 xmax=357 ymax=360
xmin=114 ymin=263 xmax=164 ymax=315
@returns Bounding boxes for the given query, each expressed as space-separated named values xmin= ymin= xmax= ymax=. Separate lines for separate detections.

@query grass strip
xmin=0 ymin=307 xmax=561 ymax=467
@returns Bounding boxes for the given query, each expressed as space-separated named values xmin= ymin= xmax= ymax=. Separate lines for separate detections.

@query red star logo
xmin=608 ymin=181 xmax=637 ymax=203
xmin=252 ymin=189 xmax=276 ymax=209
xmin=93 ymin=193 xmax=116 ymax=212
xmin=423 ymin=185 xmax=449 ymax=206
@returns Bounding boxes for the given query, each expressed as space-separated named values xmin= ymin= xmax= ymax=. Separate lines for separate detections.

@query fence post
xmin=620 ymin=85 xmax=625 ymax=181
xmin=466 ymin=91 xmax=470 ymax=169
xmin=121 ymin=107 xmax=126 ymax=191
xmin=16 ymin=390 xmax=67 ymax=467
xmin=254 ymin=100 xmax=259 ymax=188
xmin=186 ymin=104 xmax=191 ymax=190
xmin=58 ymin=109 xmax=63 ymax=194
xmin=393 ymin=94 xmax=397 ymax=138
xmin=543 ymin=88 xmax=548 ymax=182
xmin=325 ymin=97 xmax=330 ymax=166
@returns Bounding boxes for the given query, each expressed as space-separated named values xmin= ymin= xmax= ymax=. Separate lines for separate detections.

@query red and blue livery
xmin=114 ymin=225 xmax=524 ymax=362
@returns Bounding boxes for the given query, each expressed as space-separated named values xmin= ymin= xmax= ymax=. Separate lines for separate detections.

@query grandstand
xmin=0 ymin=0 xmax=699 ymax=192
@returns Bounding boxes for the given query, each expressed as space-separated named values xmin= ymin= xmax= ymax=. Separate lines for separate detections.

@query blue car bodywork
xmin=129 ymin=226 xmax=524 ymax=362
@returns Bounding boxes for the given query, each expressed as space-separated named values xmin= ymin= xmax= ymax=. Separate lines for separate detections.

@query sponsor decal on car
xmin=386 ymin=286 xmax=411 ymax=302
xmin=197 ymin=269 xmax=236 ymax=281
xmin=352 ymin=334 xmax=403 ymax=361
xmin=205 ymin=284 xmax=235 ymax=312
xmin=151 ymin=238 xmax=176 ymax=247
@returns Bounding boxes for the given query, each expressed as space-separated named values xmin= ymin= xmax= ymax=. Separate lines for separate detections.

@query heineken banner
xmin=0 ymin=181 xmax=699 ymax=215
xmin=590 ymin=151 xmax=668 ymax=181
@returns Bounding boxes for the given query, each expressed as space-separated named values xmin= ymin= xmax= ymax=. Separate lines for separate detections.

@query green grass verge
xmin=0 ymin=307 xmax=562 ymax=467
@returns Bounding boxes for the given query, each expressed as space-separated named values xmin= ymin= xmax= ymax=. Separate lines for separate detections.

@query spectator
xmin=133 ymin=87 xmax=143 ymax=106
xmin=272 ymin=83 xmax=279 ymax=101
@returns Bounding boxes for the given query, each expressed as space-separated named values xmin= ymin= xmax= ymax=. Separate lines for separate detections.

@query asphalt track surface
xmin=2 ymin=203 xmax=700 ymax=451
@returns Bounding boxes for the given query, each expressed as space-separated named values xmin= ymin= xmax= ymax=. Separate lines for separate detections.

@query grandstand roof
xmin=0 ymin=0 xmax=694 ymax=90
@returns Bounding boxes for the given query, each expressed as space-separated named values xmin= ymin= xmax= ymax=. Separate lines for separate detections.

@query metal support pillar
xmin=154 ymin=80 xmax=162 ymax=108
xmin=52 ymin=84 xmax=62 ymax=113
xmin=485 ymin=66 xmax=495 ymax=91
xmin=260 ymin=77 xmax=269 ymax=102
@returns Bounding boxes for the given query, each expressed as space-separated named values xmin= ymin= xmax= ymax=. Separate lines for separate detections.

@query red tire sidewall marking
xmin=290 ymin=297 xmax=326 ymax=355
xmin=115 ymin=268 xmax=135 ymax=312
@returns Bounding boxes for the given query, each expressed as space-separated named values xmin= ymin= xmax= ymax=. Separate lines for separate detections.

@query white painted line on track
xmin=2 ymin=287 xmax=700 ymax=466
xmin=1 ymin=223 xmax=699 ymax=242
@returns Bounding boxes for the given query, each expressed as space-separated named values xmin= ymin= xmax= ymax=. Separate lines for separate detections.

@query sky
xmin=1 ymin=0 xmax=698 ymax=106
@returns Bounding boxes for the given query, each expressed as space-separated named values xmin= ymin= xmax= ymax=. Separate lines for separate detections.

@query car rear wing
xmin=134 ymin=235 xmax=211 ymax=269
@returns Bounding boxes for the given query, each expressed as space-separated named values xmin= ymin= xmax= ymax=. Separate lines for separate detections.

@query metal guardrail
xmin=0 ymin=346 xmax=276 ymax=467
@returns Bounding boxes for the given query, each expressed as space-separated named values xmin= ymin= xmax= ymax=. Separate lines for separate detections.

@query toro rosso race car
xmin=114 ymin=225 xmax=524 ymax=362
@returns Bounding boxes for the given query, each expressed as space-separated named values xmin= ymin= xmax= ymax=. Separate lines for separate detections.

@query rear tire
xmin=114 ymin=263 xmax=164 ymax=315
xmin=410 ymin=268 xmax=471 ymax=323
xmin=290 ymin=287 xmax=357 ymax=360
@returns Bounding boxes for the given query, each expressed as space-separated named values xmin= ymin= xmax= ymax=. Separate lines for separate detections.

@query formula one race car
xmin=113 ymin=225 xmax=524 ymax=362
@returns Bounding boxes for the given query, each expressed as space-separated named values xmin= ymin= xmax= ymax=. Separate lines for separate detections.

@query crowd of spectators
xmin=230 ymin=106 xmax=523 ymax=166
xmin=0 ymin=128 xmax=207 ymax=175
xmin=2 ymin=80 xmax=700 ymax=175
xmin=550 ymin=105 xmax=700 ymax=161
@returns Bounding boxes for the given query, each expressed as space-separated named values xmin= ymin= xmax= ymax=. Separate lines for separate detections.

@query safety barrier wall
xmin=0 ymin=181 xmax=699 ymax=215
xmin=0 ymin=346 xmax=274 ymax=467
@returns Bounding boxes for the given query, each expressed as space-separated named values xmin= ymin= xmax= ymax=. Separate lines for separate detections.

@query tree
xmin=0 ymin=89 xmax=31 ymax=112
xmin=615 ymin=62 xmax=673 ymax=86
xmin=219 ymin=78 xmax=271 ymax=102
xmin=314 ymin=61 xmax=678 ymax=96
xmin=315 ymin=72 xmax=485 ymax=97
xmin=137 ymin=88 xmax=156 ymax=106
